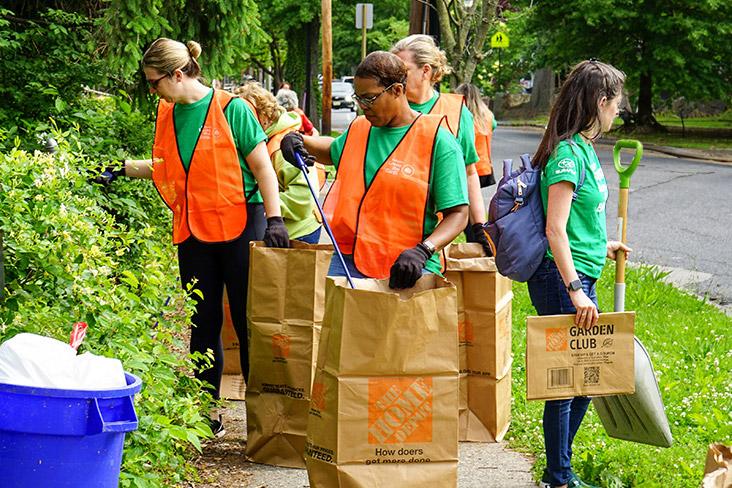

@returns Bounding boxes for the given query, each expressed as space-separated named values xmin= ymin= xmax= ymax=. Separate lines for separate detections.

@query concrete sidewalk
xmin=192 ymin=400 xmax=536 ymax=488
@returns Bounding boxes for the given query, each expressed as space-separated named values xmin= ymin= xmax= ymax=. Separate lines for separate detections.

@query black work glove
xmin=263 ymin=216 xmax=290 ymax=248
xmin=93 ymin=164 xmax=126 ymax=186
xmin=467 ymin=222 xmax=493 ymax=257
xmin=389 ymin=243 xmax=432 ymax=289
xmin=280 ymin=132 xmax=315 ymax=168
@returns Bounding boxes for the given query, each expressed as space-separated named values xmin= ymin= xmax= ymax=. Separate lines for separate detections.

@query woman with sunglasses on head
xmin=390 ymin=35 xmax=492 ymax=256
xmin=107 ymin=38 xmax=290 ymax=436
xmin=279 ymin=51 xmax=469 ymax=289
xmin=529 ymin=60 xmax=631 ymax=488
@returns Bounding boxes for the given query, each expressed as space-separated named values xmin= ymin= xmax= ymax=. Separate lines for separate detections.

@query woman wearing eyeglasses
xmin=390 ymin=35 xmax=492 ymax=256
xmin=112 ymin=38 xmax=290 ymax=436
xmin=280 ymin=51 xmax=469 ymax=289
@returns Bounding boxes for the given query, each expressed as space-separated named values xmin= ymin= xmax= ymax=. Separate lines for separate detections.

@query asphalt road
xmin=490 ymin=127 xmax=732 ymax=309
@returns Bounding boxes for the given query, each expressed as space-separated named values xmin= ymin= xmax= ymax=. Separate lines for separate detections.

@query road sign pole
xmin=361 ymin=4 xmax=367 ymax=60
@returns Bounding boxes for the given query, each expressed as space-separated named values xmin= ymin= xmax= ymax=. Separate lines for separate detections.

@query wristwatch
xmin=566 ymin=279 xmax=582 ymax=292
xmin=421 ymin=240 xmax=437 ymax=254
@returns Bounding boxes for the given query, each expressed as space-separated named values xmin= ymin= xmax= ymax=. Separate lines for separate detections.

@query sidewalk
xmin=499 ymin=123 xmax=732 ymax=164
xmin=191 ymin=400 xmax=536 ymax=487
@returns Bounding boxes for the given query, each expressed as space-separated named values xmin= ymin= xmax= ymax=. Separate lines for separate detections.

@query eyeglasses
xmin=147 ymin=73 xmax=169 ymax=90
xmin=351 ymin=83 xmax=400 ymax=108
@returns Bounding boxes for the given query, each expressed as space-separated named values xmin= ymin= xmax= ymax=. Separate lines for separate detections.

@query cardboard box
xmin=526 ymin=312 xmax=635 ymax=400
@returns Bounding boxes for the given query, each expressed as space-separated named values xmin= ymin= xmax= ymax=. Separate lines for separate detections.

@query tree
xmin=433 ymin=0 xmax=501 ymax=87
xmin=523 ymin=0 xmax=732 ymax=129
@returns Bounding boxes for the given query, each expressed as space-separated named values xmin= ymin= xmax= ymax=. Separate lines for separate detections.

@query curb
xmin=498 ymin=124 xmax=732 ymax=164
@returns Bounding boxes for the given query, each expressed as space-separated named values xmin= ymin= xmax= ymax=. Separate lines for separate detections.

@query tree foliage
xmin=522 ymin=0 xmax=732 ymax=127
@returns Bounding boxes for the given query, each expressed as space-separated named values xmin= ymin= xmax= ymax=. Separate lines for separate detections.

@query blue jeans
xmin=296 ymin=226 xmax=322 ymax=244
xmin=527 ymin=258 xmax=599 ymax=486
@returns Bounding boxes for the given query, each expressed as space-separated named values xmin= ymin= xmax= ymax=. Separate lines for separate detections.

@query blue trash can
xmin=0 ymin=372 xmax=142 ymax=488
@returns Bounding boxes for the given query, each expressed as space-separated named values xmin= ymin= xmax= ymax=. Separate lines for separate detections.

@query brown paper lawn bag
xmin=445 ymin=243 xmax=513 ymax=442
xmin=703 ymin=443 xmax=732 ymax=488
xmin=245 ymin=241 xmax=333 ymax=468
xmin=526 ymin=312 xmax=635 ymax=400
xmin=305 ymin=275 xmax=460 ymax=488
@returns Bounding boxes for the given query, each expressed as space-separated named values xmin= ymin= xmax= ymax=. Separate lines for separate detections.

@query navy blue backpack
xmin=485 ymin=150 xmax=585 ymax=282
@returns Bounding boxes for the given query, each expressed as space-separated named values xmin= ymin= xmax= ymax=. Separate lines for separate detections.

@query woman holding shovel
xmin=529 ymin=59 xmax=632 ymax=488
xmin=280 ymin=51 xmax=469 ymax=289
xmin=103 ymin=38 xmax=290 ymax=436
xmin=390 ymin=35 xmax=492 ymax=256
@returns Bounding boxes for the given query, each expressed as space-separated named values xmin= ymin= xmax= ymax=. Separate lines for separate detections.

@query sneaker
xmin=209 ymin=415 xmax=226 ymax=438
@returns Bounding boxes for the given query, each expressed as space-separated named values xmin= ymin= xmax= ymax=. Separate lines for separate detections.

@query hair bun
xmin=186 ymin=41 xmax=202 ymax=60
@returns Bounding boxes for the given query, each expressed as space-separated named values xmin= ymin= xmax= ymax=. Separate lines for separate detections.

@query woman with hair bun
xmin=391 ymin=35 xmax=492 ymax=256
xmin=110 ymin=38 xmax=291 ymax=437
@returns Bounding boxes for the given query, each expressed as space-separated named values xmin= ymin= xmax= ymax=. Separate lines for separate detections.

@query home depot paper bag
xmin=245 ymin=241 xmax=333 ymax=468
xmin=445 ymin=243 xmax=513 ymax=442
xmin=526 ymin=312 xmax=635 ymax=400
xmin=305 ymin=275 xmax=459 ymax=488
xmin=703 ymin=443 xmax=732 ymax=488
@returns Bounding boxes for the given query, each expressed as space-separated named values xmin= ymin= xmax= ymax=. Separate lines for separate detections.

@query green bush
xmin=508 ymin=265 xmax=732 ymax=486
xmin=0 ymin=130 xmax=214 ymax=487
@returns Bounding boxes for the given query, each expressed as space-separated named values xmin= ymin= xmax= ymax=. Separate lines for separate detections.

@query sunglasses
xmin=147 ymin=73 xmax=169 ymax=90
xmin=351 ymin=83 xmax=400 ymax=108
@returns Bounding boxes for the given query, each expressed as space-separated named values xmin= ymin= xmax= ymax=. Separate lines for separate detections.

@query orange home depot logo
xmin=367 ymin=377 xmax=433 ymax=444
xmin=545 ymin=328 xmax=568 ymax=352
xmin=458 ymin=319 xmax=474 ymax=344
xmin=272 ymin=334 xmax=291 ymax=358
xmin=311 ymin=381 xmax=326 ymax=411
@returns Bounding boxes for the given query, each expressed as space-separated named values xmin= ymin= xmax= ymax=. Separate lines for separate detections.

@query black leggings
xmin=177 ymin=203 xmax=266 ymax=399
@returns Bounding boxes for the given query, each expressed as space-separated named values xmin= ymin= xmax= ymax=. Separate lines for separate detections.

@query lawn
xmin=506 ymin=264 xmax=732 ymax=487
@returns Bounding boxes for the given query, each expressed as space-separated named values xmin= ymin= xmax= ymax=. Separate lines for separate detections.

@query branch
xmin=249 ymin=58 xmax=275 ymax=78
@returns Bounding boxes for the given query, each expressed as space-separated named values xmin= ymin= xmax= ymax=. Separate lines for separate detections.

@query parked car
xmin=332 ymin=81 xmax=356 ymax=111
xmin=341 ymin=76 xmax=354 ymax=84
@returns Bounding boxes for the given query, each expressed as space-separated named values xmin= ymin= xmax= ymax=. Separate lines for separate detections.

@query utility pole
xmin=321 ymin=0 xmax=332 ymax=135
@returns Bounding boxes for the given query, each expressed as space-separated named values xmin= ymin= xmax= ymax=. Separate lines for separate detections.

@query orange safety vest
xmin=473 ymin=121 xmax=493 ymax=177
xmin=323 ymin=114 xmax=444 ymax=279
xmin=429 ymin=92 xmax=464 ymax=137
xmin=152 ymin=89 xmax=247 ymax=245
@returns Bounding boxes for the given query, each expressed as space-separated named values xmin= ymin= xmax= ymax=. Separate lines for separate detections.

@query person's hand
xmin=93 ymin=163 xmax=126 ymax=186
xmin=389 ymin=243 xmax=432 ymax=289
xmin=280 ymin=132 xmax=315 ymax=168
xmin=607 ymin=240 xmax=632 ymax=261
xmin=467 ymin=222 xmax=493 ymax=257
xmin=569 ymin=288 xmax=599 ymax=328
xmin=263 ymin=216 xmax=290 ymax=248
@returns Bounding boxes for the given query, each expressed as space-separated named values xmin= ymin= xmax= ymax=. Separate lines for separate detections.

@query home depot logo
xmin=367 ymin=377 xmax=433 ymax=444
xmin=545 ymin=327 xmax=568 ymax=352
xmin=458 ymin=319 xmax=474 ymax=344
xmin=311 ymin=381 xmax=326 ymax=411
xmin=272 ymin=334 xmax=291 ymax=359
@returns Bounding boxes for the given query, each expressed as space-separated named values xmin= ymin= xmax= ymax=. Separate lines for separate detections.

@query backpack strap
xmin=567 ymin=140 xmax=588 ymax=202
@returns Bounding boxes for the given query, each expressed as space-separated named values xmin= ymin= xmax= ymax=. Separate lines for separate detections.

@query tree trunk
xmin=634 ymin=65 xmax=663 ymax=131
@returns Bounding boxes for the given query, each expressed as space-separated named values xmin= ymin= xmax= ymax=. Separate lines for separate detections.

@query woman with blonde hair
xmin=455 ymin=83 xmax=496 ymax=187
xmin=105 ymin=38 xmax=290 ymax=436
xmin=391 ymin=35 xmax=492 ymax=256
xmin=236 ymin=82 xmax=321 ymax=243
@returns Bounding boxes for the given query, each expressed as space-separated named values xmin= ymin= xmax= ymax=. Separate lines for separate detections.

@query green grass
xmin=506 ymin=264 xmax=732 ymax=487
xmin=614 ymin=132 xmax=732 ymax=151
xmin=654 ymin=110 xmax=732 ymax=129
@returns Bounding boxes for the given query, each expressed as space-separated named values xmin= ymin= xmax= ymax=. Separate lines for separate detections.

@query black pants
xmin=177 ymin=203 xmax=266 ymax=399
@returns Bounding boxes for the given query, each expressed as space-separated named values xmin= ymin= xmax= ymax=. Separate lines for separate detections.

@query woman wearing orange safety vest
xmin=280 ymin=51 xmax=469 ymax=288
xmin=104 ymin=38 xmax=290 ymax=437
xmin=391 ymin=35 xmax=492 ymax=257
xmin=456 ymin=83 xmax=497 ymax=188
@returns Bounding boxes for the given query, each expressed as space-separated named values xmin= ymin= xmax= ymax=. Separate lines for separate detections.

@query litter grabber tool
xmin=294 ymin=152 xmax=355 ymax=289
xmin=592 ymin=139 xmax=673 ymax=448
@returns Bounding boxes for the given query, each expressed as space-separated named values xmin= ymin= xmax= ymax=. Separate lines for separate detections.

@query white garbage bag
xmin=0 ymin=333 xmax=126 ymax=390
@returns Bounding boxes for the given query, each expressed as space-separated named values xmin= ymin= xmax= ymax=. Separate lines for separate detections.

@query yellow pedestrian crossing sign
xmin=491 ymin=32 xmax=509 ymax=48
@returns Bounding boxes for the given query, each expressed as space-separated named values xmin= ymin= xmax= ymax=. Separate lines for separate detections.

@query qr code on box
xmin=583 ymin=367 xmax=600 ymax=385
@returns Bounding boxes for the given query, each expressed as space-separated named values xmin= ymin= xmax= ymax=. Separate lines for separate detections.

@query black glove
xmin=389 ymin=243 xmax=432 ymax=289
xmin=280 ymin=132 xmax=315 ymax=168
xmin=467 ymin=222 xmax=493 ymax=257
xmin=93 ymin=164 xmax=126 ymax=186
xmin=263 ymin=216 xmax=290 ymax=248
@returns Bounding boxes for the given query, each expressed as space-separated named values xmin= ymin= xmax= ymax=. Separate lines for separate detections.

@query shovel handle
xmin=613 ymin=140 xmax=642 ymax=189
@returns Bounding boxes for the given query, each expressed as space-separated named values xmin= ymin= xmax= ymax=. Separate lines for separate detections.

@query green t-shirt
xmin=541 ymin=134 xmax=609 ymax=279
xmin=172 ymin=89 xmax=268 ymax=203
xmin=409 ymin=90 xmax=479 ymax=167
xmin=330 ymin=120 xmax=468 ymax=275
